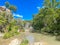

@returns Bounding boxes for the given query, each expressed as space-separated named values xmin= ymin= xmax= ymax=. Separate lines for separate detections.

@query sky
xmin=0 ymin=0 xmax=44 ymax=20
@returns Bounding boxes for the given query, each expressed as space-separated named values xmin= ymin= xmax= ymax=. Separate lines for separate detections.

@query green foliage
xmin=3 ymin=23 xmax=20 ymax=39
xmin=20 ymin=39 xmax=28 ymax=45
xmin=3 ymin=30 xmax=19 ymax=39
xmin=44 ymin=0 xmax=60 ymax=8
xmin=5 ymin=2 xmax=17 ymax=12
xmin=5 ymin=1 xmax=10 ymax=8
xmin=32 ymin=0 xmax=60 ymax=35
xmin=33 ymin=14 xmax=44 ymax=31
xmin=0 ymin=2 xmax=22 ymax=39
xmin=3 ymin=32 xmax=13 ymax=39
xmin=8 ymin=5 xmax=17 ymax=11
xmin=11 ymin=26 xmax=19 ymax=34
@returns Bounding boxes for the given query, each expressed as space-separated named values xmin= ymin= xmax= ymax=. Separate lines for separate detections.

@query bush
xmin=11 ymin=26 xmax=20 ymax=35
xmin=3 ymin=26 xmax=20 ymax=39
xmin=3 ymin=32 xmax=13 ymax=39
xmin=56 ymin=35 xmax=60 ymax=41
xmin=10 ymin=31 xmax=19 ymax=35
xmin=14 ymin=31 xmax=19 ymax=35
xmin=20 ymin=39 xmax=28 ymax=45
xmin=41 ymin=27 xmax=49 ymax=33
xmin=11 ymin=26 xmax=18 ymax=32
xmin=3 ymin=31 xmax=19 ymax=39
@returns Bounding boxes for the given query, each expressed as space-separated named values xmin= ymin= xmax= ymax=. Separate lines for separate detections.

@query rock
xmin=9 ymin=38 xmax=21 ymax=45
xmin=0 ymin=33 xmax=4 ymax=37
xmin=34 ymin=42 xmax=41 ymax=45
xmin=34 ymin=42 xmax=48 ymax=45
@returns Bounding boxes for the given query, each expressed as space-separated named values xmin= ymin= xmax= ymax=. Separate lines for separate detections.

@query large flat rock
xmin=9 ymin=38 xmax=21 ymax=45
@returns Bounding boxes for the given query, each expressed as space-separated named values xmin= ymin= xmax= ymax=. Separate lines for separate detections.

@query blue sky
xmin=0 ymin=0 xmax=44 ymax=20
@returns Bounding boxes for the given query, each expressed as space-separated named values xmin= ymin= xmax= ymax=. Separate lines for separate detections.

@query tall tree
xmin=32 ymin=0 xmax=60 ymax=35
xmin=44 ymin=0 xmax=60 ymax=8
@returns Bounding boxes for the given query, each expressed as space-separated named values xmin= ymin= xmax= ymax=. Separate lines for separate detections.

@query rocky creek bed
xmin=0 ymin=32 xmax=60 ymax=45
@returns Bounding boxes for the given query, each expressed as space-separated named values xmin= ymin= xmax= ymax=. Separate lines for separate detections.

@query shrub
xmin=3 ymin=32 xmax=13 ymax=39
xmin=11 ymin=26 xmax=18 ymax=32
xmin=20 ymin=39 xmax=28 ymax=45
xmin=14 ymin=31 xmax=19 ymax=35
xmin=3 ymin=26 xmax=20 ymax=39
xmin=3 ymin=31 xmax=19 ymax=39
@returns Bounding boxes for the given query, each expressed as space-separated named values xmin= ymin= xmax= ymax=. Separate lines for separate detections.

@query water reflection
xmin=24 ymin=22 xmax=34 ymax=44
xmin=26 ymin=34 xmax=34 ymax=44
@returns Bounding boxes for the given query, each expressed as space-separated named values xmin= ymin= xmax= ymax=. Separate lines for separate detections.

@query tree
xmin=5 ymin=1 xmax=10 ymax=8
xmin=5 ymin=1 xmax=17 ymax=12
xmin=44 ymin=0 xmax=60 ymax=9
xmin=32 ymin=0 xmax=60 ymax=35
xmin=32 ymin=11 xmax=45 ymax=32
xmin=0 ymin=2 xmax=17 ymax=32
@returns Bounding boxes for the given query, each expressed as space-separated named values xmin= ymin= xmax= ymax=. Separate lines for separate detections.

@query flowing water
xmin=24 ymin=22 xmax=35 ymax=45
xmin=26 ymin=34 xmax=35 ymax=45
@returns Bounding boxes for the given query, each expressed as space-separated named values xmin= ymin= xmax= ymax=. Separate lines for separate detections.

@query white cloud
xmin=37 ymin=6 xmax=40 ymax=10
xmin=42 ymin=6 xmax=45 ymax=8
xmin=13 ymin=13 xmax=23 ymax=18
xmin=37 ymin=6 xmax=45 ymax=9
